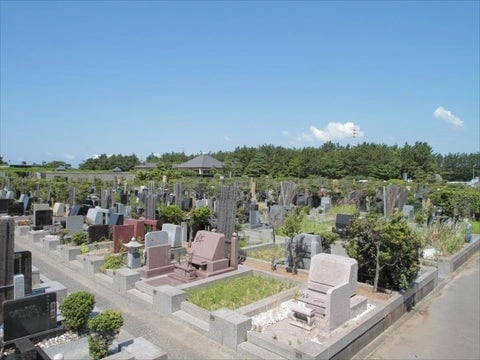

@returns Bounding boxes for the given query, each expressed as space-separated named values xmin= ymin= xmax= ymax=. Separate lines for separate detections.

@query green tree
xmin=42 ymin=160 xmax=72 ymax=170
xmin=188 ymin=206 xmax=212 ymax=242
xmin=279 ymin=207 xmax=305 ymax=238
xmin=158 ymin=204 xmax=185 ymax=224
xmin=345 ymin=212 xmax=422 ymax=291
xmin=400 ymin=142 xmax=438 ymax=181
xmin=88 ymin=310 xmax=124 ymax=360
xmin=59 ymin=291 xmax=95 ymax=332
xmin=428 ymin=185 xmax=480 ymax=219
xmin=245 ymin=151 xmax=269 ymax=178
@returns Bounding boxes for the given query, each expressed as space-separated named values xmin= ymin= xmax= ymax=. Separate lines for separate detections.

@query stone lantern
xmin=124 ymin=237 xmax=143 ymax=269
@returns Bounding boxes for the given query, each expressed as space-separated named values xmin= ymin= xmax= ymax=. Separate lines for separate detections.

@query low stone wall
xmin=437 ymin=238 xmax=480 ymax=278
xmin=240 ymin=241 xmax=285 ymax=256
xmin=58 ymin=241 xmax=111 ymax=262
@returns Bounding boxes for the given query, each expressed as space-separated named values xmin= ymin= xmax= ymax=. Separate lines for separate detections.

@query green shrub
xmin=88 ymin=310 xmax=124 ymax=360
xmin=59 ymin=228 xmax=69 ymax=245
xmin=158 ymin=205 xmax=185 ymax=224
xmin=80 ymin=244 xmax=90 ymax=254
xmin=88 ymin=333 xmax=106 ymax=360
xmin=189 ymin=206 xmax=212 ymax=228
xmin=59 ymin=291 xmax=95 ymax=332
xmin=320 ymin=231 xmax=340 ymax=251
xmin=72 ymin=232 xmax=88 ymax=246
xmin=101 ymin=254 xmax=126 ymax=273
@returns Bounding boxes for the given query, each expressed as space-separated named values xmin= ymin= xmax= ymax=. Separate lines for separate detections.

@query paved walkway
xmin=355 ymin=251 xmax=480 ymax=360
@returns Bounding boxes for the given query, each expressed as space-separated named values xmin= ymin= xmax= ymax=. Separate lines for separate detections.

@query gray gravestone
xmin=145 ymin=231 xmax=169 ymax=249
xmin=66 ymin=215 xmax=84 ymax=236
xmin=161 ymin=224 xmax=183 ymax=248
xmin=13 ymin=274 xmax=25 ymax=299
xmin=196 ymin=199 xmax=208 ymax=208
xmin=466 ymin=223 xmax=472 ymax=243
xmin=53 ymin=202 xmax=65 ymax=217
xmin=321 ymin=196 xmax=332 ymax=212
xmin=86 ymin=207 xmax=108 ymax=225
xmin=249 ymin=210 xmax=260 ymax=227
xmin=14 ymin=251 xmax=32 ymax=295
xmin=403 ymin=205 xmax=415 ymax=221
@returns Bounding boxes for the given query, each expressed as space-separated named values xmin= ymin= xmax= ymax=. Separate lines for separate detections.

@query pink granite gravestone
xmin=144 ymin=244 xmax=175 ymax=278
xmin=112 ymin=224 xmax=135 ymax=253
xmin=124 ymin=219 xmax=145 ymax=240
xmin=190 ymin=231 xmax=230 ymax=276
xmin=290 ymin=253 xmax=367 ymax=332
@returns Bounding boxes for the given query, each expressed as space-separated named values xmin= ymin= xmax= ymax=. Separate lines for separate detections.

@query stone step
xmin=127 ymin=288 xmax=153 ymax=305
xmin=94 ymin=272 xmax=114 ymax=285
xmin=247 ymin=331 xmax=296 ymax=359
xmin=69 ymin=259 xmax=83 ymax=270
xmin=237 ymin=341 xmax=287 ymax=360
xmin=181 ymin=301 xmax=210 ymax=323
xmin=135 ymin=281 xmax=156 ymax=296
xmin=172 ymin=310 xmax=209 ymax=335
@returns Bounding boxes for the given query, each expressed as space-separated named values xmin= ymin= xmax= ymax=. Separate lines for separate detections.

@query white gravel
xmin=251 ymin=300 xmax=296 ymax=330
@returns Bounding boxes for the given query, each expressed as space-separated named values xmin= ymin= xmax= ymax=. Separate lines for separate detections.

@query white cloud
xmin=299 ymin=122 xmax=364 ymax=143
xmin=282 ymin=130 xmax=290 ymax=136
xmin=433 ymin=106 xmax=464 ymax=127
xmin=63 ymin=153 xmax=75 ymax=160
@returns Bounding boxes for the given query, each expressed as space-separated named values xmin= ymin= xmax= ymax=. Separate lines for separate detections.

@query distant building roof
xmin=55 ymin=165 xmax=66 ymax=171
xmin=172 ymin=154 xmax=224 ymax=170
xmin=112 ymin=166 xmax=122 ymax=172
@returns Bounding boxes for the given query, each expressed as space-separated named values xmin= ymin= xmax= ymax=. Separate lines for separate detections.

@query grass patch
xmin=239 ymin=239 xmax=248 ymax=248
xmin=300 ymin=217 xmax=334 ymax=234
xmin=248 ymin=245 xmax=284 ymax=262
xmin=327 ymin=204 xmax=357 ymax=217
xmin=100 ymin=253 xmax=126 ymax=273
xmin=418 ymin=222 xmax=467 ymax=256
xmin=186 ymin=275 xmax=294 ymax=311
xmin=471 ymin=220 xmax=480 ymax=234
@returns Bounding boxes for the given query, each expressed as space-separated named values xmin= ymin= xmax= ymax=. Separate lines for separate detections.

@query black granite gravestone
xmin=7 ymin=202 xmax=24 ymax=216
xmin=70 ymin=204 xmax=91 ymax=216
xmin=2 ymin=292 xmax=57 ymax=342
xmin=0 ymin=199 xmax=12 ymax=213
xmin=34 ymin=210 xmax=53 ymax=228
xmin=181 ymin=198 xmax=193 ymax=211
xmin=332 ymin=213 xmax=353 ymax=238
xmin=307 ymin=196 xmax=320 ymax=208
xmin=120 ymin=194 xmax=128 ymax=205
xmin=88 ymin=224 xmax=110 ymax=242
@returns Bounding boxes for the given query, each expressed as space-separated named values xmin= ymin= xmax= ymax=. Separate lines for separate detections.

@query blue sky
xmin=1 ymin=0 xmax=479 ymax=167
